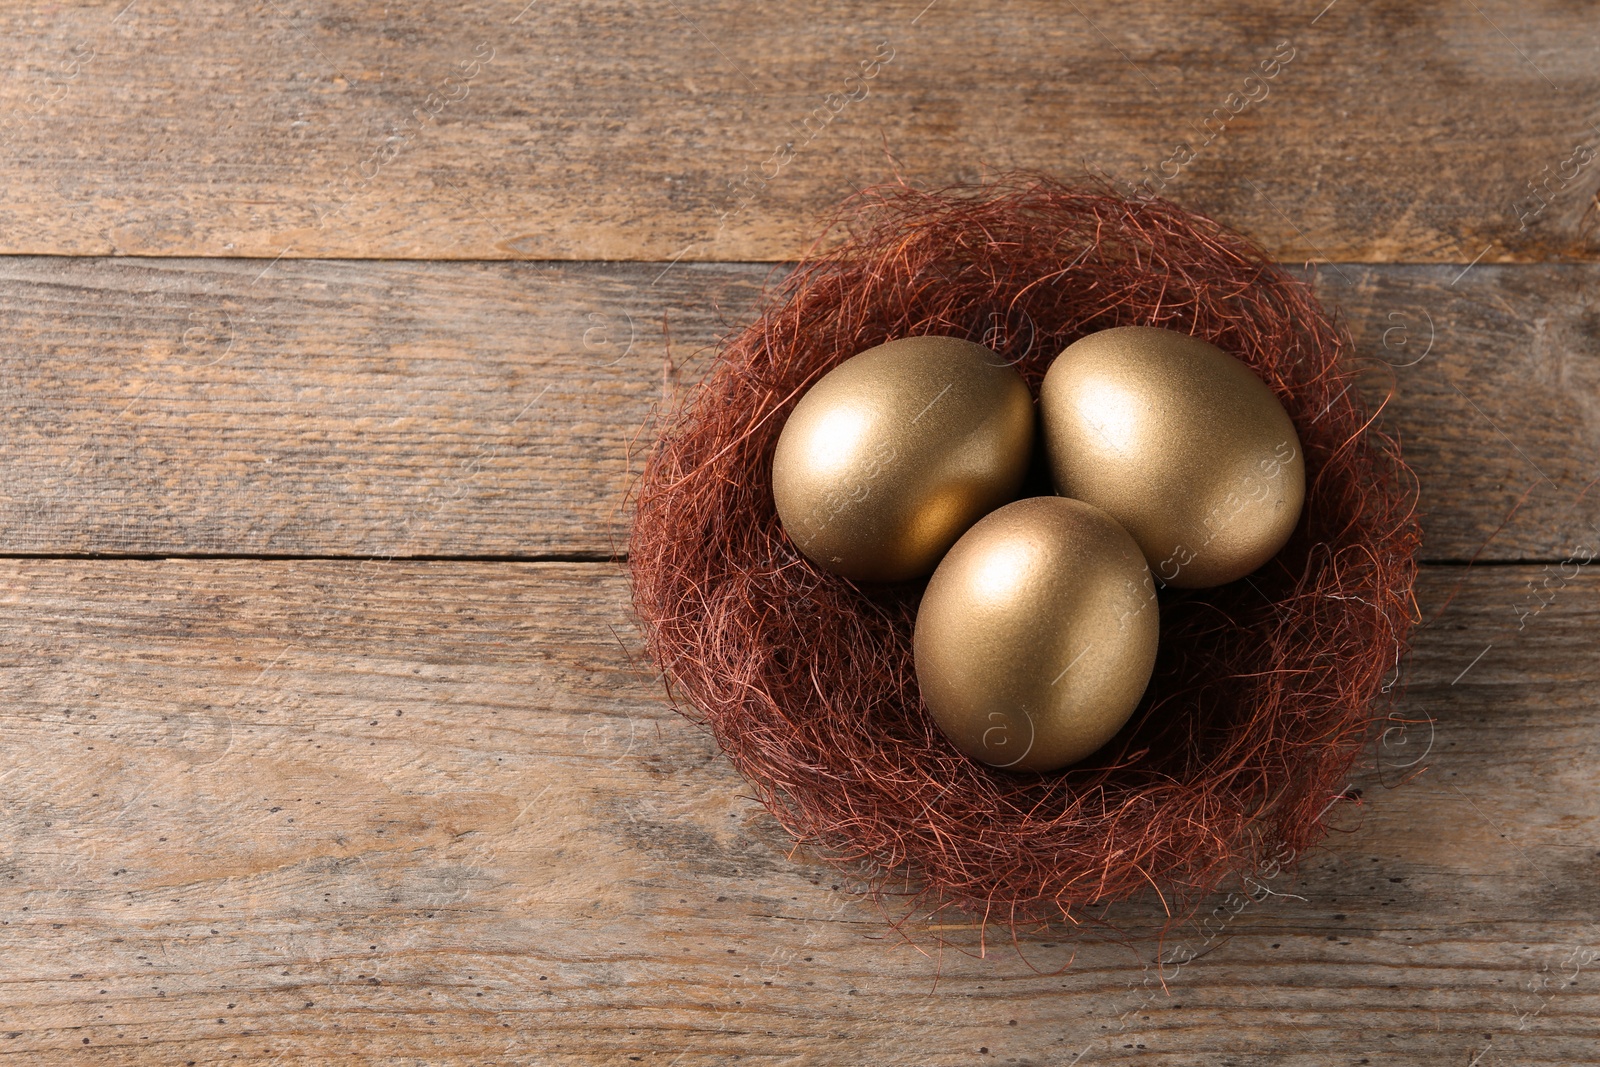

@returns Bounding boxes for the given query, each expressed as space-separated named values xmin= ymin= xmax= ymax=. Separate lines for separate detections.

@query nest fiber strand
xmin=629 ymin=176 xmax=1421 ymax=924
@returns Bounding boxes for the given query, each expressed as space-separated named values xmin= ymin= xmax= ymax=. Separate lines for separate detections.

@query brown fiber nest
xmin=628 ymin=174 xmax=1421 ymax=930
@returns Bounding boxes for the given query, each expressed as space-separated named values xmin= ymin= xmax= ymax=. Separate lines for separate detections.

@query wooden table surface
xmin=2 ymin=2 xmax=1597 ymax=1063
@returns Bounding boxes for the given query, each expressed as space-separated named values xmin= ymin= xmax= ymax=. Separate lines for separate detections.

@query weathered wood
xmin=0 ymin=2 xmax=1595 ymax=262
xmin=1333 ymin=262 xmax=1600 ymax=563
xmin=0 ymin=559 xmax=1594 ymax=1063
xmin=2 ymin=2 xmax=1593 ymax=1064
xmin=2 ymin=257 xmax=1596 ymax=561
xmin=0 ymin=256 xmax=762 ymax=559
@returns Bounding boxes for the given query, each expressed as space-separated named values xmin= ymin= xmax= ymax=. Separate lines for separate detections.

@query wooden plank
xmin=0 ymin=256 xmax=763 ymax=559
xmin=0 ymin=2 xmax=1595 ymax=262
xmin=1331 ymin=262 xmax=1600 ymax=563
xmin=0 ymin=559 xmax=1595 ymax=1063
xmin=2 ymin=257 xmax=1596 ymax=561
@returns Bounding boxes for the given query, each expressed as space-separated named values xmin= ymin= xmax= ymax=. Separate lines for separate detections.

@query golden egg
xmin=772 ymin=336 xmax=1034 ymax=582
xmin=914 ymin=496 xmax=1159 ymax=773
xmin=1039 ymin=326 xmax=1305 ymax=589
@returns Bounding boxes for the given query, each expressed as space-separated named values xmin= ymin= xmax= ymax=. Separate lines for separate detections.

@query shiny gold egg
xmin=914 ymin=496 xmax=1160 ymax=773
xmin=1039 ymin=326 xmax=1305 ymax=588
xmin=772 ymin=336 xmax=1034 ymax=582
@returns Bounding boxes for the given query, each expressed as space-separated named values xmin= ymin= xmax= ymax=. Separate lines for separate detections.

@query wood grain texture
xmin=2 ymin=257 xmax=1597 ymax=561
xmin=0 ymin=1 xmax=1596 ymax=262
xmin=0 ymin=560 xmax=1595 ymax=1064
xmin=3 ymin=1 xmax=1597 ymax=1062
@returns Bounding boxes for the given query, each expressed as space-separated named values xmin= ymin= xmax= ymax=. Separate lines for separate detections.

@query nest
xmin=628 ymin=174 xmax=1421 ymax=930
